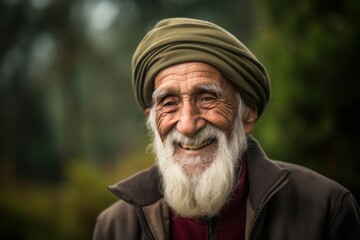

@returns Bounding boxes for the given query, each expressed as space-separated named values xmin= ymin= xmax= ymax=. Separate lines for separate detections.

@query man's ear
xmin=243 ymin=107 xmax=258 ymax=134
xmin=144 ymin=108 xmax=151 ymax=117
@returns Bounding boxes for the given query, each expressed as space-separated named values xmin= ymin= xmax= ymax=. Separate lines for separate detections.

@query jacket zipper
xmin=209 ymin=217 xmax=218 ymax=240
xmin=249 ymin=179 xmax=289 ymax=239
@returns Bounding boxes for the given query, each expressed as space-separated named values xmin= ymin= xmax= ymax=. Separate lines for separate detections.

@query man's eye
xmin=163 ymin=99 xmax=177 ymax=107
xmin=201 ymin=96 xmax=214 ymax=102
xmin=164 ymin=101 xmax=175 ymax=106
xmin=200 ymin=94 xmax=216 ymax=102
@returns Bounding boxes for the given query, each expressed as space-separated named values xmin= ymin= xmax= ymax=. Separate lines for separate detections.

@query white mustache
xmin=165 ymin=125 xmax=222 ymax=150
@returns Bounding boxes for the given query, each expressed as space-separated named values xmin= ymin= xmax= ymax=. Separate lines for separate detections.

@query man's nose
xmin=176 ymin=101 xmax=205 ymax=137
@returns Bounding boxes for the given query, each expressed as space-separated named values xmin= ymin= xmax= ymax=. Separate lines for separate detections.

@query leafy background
xmin=1 ymin=0 xmax=359 ymax=239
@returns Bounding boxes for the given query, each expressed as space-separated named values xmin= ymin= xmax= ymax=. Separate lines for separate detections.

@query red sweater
xmin=170 ymin=160 xmax=248 ymax=240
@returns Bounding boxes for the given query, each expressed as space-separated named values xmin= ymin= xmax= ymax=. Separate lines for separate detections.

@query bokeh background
xmin=1 ymin=0 xmax=359 ymax=239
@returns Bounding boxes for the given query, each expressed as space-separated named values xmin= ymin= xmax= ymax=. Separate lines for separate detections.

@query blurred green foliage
xmin=0 ymin=0 xmax=359 ymax=239
xmin=0 ymin=150 xmax=153 ymax=239
xmin=253 ymin=0 xmax=360 ymax=188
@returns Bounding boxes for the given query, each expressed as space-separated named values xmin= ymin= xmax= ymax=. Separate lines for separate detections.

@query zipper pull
xmin=208 ymin=217 xmax=218 ymax=240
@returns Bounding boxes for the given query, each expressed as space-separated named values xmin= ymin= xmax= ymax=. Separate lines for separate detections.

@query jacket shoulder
xmin=269 ymin=160 xmax=360 ymax=239
xmin=272 ymin=160 xmax=358 ymax=217
xmin=275 ymin=160 xmax=349 ymax=193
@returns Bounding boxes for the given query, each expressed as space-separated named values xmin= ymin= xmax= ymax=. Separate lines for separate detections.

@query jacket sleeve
xmin=328 ymin=192 xmax=360 ymax=240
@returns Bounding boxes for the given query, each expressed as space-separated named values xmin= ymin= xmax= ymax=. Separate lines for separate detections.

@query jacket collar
xmin=246 ymin=136 xmax=289 ymax=210
xmin=108 ymin=165 xmax=163 ymax=207
xmin=108 ymin=136 xmax=289 ymax=209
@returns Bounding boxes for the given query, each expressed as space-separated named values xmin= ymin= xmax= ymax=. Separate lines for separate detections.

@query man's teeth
xmin=180 ymin=138 xmax=213 ymax=150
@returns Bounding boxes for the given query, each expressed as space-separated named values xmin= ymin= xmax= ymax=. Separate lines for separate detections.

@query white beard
xmin=147 ymin=102 xmax=248 ymax=218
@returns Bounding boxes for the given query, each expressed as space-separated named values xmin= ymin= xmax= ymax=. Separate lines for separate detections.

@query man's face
xmin=153 ymin=62 xmax=239 ymax=175
xmin=147 ymin=62 xmax=251 ymax=217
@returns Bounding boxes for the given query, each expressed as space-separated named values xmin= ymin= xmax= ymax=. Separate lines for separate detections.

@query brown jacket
xmin=93 ymin=137 xmax=360 ymax=240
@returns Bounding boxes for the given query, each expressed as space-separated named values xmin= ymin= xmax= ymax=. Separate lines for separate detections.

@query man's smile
xmin=172 ymin=138 xmax=218 ymax=160
xmin=177 ymin=138 xmax=216 ymax=150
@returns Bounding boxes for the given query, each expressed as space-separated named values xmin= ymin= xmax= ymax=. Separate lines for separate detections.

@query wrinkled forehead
xmin=153 ymin=62 xmax=236 ymax=99
xmin=155 ymin=62 xmax=222 ymax=87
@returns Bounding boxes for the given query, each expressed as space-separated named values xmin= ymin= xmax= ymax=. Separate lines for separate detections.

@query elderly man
xmin=93 ymin=18 xmax=360 ymax=240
